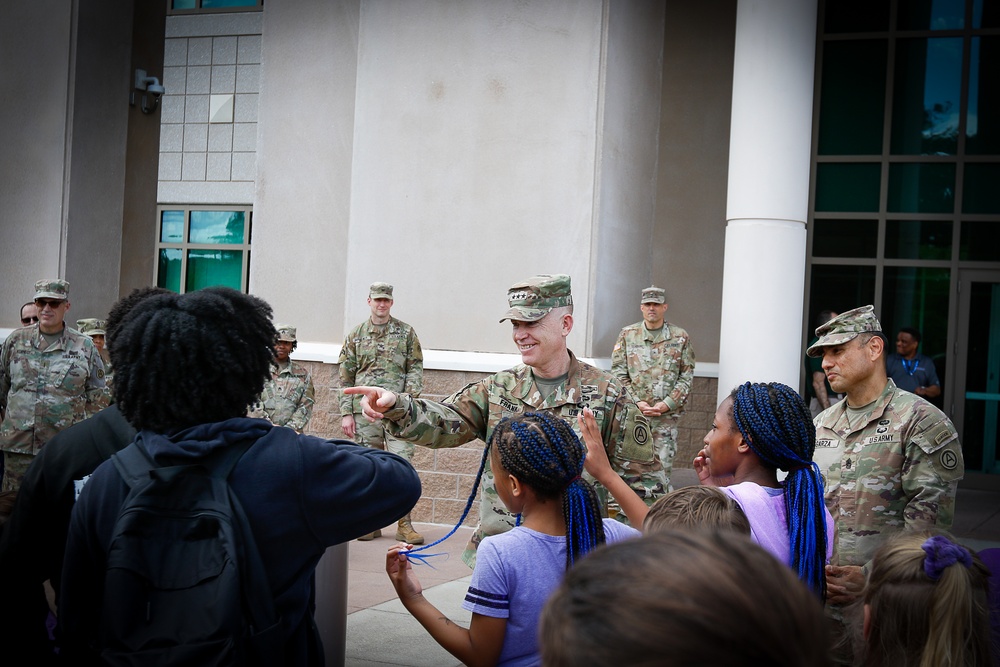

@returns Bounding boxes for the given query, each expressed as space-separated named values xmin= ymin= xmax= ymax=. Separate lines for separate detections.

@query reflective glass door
xmin=953 ymin=270 xmax=1000 ymax=473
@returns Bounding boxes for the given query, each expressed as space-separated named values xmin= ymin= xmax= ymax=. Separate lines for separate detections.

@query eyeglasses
xmin=21 ymin=316 xmax=39 ymax=325
xmin=34 ymin=299 xmax=66 ymax=310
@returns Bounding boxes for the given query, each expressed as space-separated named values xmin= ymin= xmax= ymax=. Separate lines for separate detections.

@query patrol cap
xmin=641 ymin=285 xmax=666 ymax=304
xmin=275 ymin=324 xmax=297 ymax=342
xmin=806 ymin=305 xmax=884 ymax=357
xmin=35 ymin=279 xmax=69 ymax=301
xmin=369 ymin=282 xmax=393 ymax=300
xmin=499 ymin=274 xmax=573 ymax=323
xmin=76 ymin=318 xmax=106 ymax=337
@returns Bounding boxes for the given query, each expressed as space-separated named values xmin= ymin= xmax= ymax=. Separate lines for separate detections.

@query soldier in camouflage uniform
xmin=77 ymin=318 xmax=113 ymax=392
xmin=806 ymin=305 xmax=963 ymax=661
xmin=611 ymin=285 xmax=694 ymax=490
xmin=339 ymin=282 xmax=425 ymax=543
xmin=0 ymin=280 xmax=108 ymax=493
xmin=249 ymin=324 xmax=315 ymax=433
xmin=345 ymin=274 xmax=665 ymax=568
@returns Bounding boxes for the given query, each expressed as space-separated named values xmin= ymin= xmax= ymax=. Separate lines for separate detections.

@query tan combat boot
xmin=356 ymin=529 xmax=381 ymax=541
xmin=395 ymin=514 xmax=424 ymax=545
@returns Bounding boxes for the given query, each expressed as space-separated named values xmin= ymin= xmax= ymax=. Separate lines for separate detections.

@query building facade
xmin=2 ymin=0 xmax=997 ymax=517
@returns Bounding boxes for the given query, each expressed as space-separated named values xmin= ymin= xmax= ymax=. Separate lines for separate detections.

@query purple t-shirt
xmin=720 ymin=481 xmax=835 ymax=565
xmin=462 ymin=519 xmax=639 ymax=666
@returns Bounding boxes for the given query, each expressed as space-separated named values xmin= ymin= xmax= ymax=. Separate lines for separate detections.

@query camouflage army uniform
xmin=611 ymin=321 xmax=694 ymax=489
xmin=339 ymin=316 xmax=423 ymax=460
xmin=0 ymin=325 xmax=109 ymax=492
xmin=382 ymin=350 xmax=664 ymax=567
xmin=814 ymin=379 xmax=963 ymax=572
xmin=249 ymin=360 xmax=315 ymax=433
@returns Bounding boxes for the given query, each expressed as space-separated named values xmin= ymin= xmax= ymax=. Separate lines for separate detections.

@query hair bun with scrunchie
xmin=921 ymin=535 xmax=972 ymax=580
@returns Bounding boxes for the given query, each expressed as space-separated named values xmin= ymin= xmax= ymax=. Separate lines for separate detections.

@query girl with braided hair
xmin=385 ymin=410 xmax=639 ymax=667
xmin=693 ymin=381 xmax=834 ymax=598
xmin=861 ymin=530 xmax=992 ymax=667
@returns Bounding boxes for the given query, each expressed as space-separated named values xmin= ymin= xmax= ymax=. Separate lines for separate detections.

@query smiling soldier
xmin=345 ymin=274 xmax=662 ymax=567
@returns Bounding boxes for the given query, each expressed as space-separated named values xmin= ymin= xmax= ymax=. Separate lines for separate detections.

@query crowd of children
xmin=384 ymin=386 xmax=998 ymax=667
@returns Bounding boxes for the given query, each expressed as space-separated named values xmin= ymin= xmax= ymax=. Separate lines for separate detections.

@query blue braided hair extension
xmin=403 ymin=411 xmax=606 ymax=569
xmin=402 ymin=422 xmax=495 ymax=567
xmin=730 ymin=382 xmax=828 ymax=599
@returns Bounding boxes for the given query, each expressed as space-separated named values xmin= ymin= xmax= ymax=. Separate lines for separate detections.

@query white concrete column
xmin=717 ymin=0 xmax=818 ymax=404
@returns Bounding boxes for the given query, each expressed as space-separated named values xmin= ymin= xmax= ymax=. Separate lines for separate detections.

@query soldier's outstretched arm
xmin=343 ymin=386 xmax=398 ymax=421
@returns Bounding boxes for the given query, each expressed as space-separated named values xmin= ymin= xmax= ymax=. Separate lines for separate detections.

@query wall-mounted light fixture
xmin=131 ymin=68 xmax=165 ymax=114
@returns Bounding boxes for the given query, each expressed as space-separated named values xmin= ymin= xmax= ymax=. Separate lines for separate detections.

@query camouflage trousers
xmin=353 ymin=414 xmax=415 ymax=462
xmin=649 ymin=414 xmax=679 ymax=492
xmin=1 ymin=451 xmax=33 ymax=494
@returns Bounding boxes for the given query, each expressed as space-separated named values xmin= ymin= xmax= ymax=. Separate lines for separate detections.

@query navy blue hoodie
xmin=59 ymin=417 xmax=421 ymax=665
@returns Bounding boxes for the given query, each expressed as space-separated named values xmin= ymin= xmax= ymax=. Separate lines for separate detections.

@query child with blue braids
xmin=694 ymin=381 xmax=834 ymax=598
xmin=581 ymin=382 xmax=833 ymax=599
xmin=385 ymin=411 xmax=639 ymax=667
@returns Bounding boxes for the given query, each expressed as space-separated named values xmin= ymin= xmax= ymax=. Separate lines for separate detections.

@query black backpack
xmin=100 ymin=438 xmax=283 ymax=666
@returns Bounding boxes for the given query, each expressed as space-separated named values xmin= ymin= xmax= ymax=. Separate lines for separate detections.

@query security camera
xmin=132 ymin=68 xmax=165 ymax=114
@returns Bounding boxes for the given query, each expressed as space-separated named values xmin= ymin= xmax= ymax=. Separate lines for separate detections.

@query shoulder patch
xmin=633 ymin=420 xmax=649 ymax=446
xmin=939 ymin=448 xmax=959 ymax=471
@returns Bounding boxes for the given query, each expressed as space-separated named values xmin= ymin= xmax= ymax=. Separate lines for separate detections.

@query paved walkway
xmin=339 ymin=469 xmax=1000 ymax=667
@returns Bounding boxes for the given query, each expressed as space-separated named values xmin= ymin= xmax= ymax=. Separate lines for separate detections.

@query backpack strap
xmin=112 ymin=437 xmax=256 ymax=489
xmin=110 ymin=439 xmax=157 ymax=490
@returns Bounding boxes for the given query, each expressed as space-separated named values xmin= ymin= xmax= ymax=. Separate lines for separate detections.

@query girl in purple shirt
xmin=386 ymin=411 xmax=638 ymax=667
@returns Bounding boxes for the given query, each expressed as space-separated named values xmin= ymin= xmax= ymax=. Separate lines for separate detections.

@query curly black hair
xmin=109 ymin=287 xmax=276 ymax=432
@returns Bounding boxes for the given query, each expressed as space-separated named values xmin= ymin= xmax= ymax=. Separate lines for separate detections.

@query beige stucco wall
xmin=0 ymin=1 xmax=75 ymax=324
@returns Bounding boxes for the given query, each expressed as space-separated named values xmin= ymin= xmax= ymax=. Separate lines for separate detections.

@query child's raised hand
xmin=693 ymin=448 xmax=736 ymax=487
xmin=386 ymin=543 xmax=423 ymax=601
xmin=578 ymin=408 xmax=613 ymax=483
xmin=693 ymin=448 xmax=712 ymax=485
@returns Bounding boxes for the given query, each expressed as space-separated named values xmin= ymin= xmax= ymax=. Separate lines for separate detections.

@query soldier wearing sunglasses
xmin=0 ymin=279 xmax=109 ymax=493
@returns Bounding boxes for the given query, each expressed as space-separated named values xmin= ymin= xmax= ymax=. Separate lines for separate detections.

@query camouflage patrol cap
xmin=641 ymin=285 xmax=666 ymax=304
xmin=499 ymin=274 xmax=573 ymax=323
xmin=35 ymin=279 xmax=69 ymax=301
xmin=806 ymin=305 xmax=883 ymax=357
xmin=275 ymin=324 xmax=297 ymax=342
xmin=369 ymin=282 xmax=393 ymax=300
xmin=76 ymin=318 xmax=106 ymax=336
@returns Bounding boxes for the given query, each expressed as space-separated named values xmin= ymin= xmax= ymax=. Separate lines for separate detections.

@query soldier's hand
xmin=637 ymin=400 xmax=663 ymax=417
xmin=341 ymin=414 xmax=356 ymax=438
xmin=825 ymin=564 xmax=865 ymax=604
xmin=343 ymin=386 xmax=398 ymax=421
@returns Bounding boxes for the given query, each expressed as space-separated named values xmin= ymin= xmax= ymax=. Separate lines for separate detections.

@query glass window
xmin=885 ymin=220 xmax=953 ymax=259
xmin=185 ymin=249 xmax=245 ymax=292
xmin=891 ymin=38 xmax=963 ymax=155
xmin=818 ymin=40 xmax=888 ymax=155
xmin=160 ymin=210 xmax=185 ymax=243
xmin=824 ymin=0 xmax=890 ymax=33
xmin=881 ymin=265 xmax=951 ymax=373
xmin=157 ymin=249 xmax=183 ymax=293
xmin=897 ymin=0 xmax=967 ymax=30
xmin=887 ymin=163 xmax=956 ymax=212
xmin=812 ymin=219 xmax=879 ymax=257
xmin=960 ymin=221 xmax=1000 ymax=260
xmin=964 ymin=163 xmax=1000 ymax=213
xmin=815 ymin=163 xmax=881 ymax=212
xmin=170 ymin=0 xmax=259 ymax=10
xmin=155 ymin=206 xmax=251 ymax=293
xmin=190 ymin=210 xmax=247 ymax=244
xmin=809 ymin=265 xmax=877 ymax=315
xmin=968 ymin=37 xmax=1000 ymax=155
xmin=974 ymin=0 xmax=999 ymax=28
